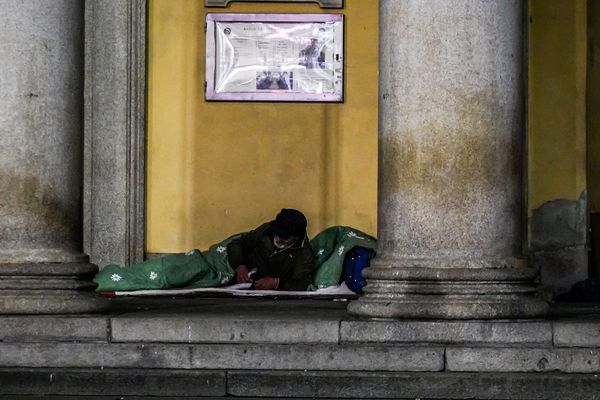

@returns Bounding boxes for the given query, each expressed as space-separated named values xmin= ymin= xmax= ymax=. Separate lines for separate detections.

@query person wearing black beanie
xmin=226 ymin=209 xmax=314 ymax=291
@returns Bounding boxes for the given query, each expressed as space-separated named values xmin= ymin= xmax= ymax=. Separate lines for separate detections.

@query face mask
xmin=274 ymin=235 xmax=296 ymax=249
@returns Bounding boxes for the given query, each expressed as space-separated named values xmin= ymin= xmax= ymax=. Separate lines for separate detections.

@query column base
xmin=348 ymin=263 xmax=549 ymax=319
xmin=0 ymin=263 xmax=109 ymax=314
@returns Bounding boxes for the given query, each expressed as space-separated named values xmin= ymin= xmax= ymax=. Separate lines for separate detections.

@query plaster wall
xmin=146 ymin=0 xmax=378 ymax=253
xmin=589 ymin=0 xmax=600 ymax=214
xmin=528 ymin=0 xmax=588 ymax=293
xmin=588 ymin=0 xmax=600 ymax=278
xmin=528 ymin=0 xmax=587 ymax=210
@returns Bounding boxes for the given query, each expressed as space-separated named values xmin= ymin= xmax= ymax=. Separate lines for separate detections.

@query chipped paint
xmin=530 ymin=191 xmax=587 ymax=251
xmin=529 ymin=191 xmax=588 ymax=295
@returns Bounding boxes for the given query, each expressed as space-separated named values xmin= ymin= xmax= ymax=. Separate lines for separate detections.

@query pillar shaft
xmin=0 ymin=0 xmax=107 ymax=313
xmin=0 ymin=0 xmax=84 ymax=262
xmin=349 ymin=0 xmax=547 ymax=319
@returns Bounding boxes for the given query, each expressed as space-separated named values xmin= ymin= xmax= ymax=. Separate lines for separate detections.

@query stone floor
xmin=1 ymin=297 xmax=600 ymax=399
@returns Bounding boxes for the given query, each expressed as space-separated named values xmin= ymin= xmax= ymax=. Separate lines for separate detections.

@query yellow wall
xmin=147 ymin=0 xmax=378 ymax=253
xmin=589 ymin=0 xmax=600 ymax=213
xmin=528 ymin=0 xmax=587 ymax=210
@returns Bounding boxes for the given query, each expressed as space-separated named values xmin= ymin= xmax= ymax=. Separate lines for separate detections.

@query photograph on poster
xmin=205 ymin=13 xmax=344 ymax=102
xmin=256 ymin=71 xmax=293 ymax=90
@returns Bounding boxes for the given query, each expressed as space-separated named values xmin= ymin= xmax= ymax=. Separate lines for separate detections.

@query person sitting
xmin=227 ymin=208 xmax=314 ymax=291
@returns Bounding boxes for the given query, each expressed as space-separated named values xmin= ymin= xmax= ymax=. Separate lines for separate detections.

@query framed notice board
xmin=205 ymin=13 xmax=344 ymax=102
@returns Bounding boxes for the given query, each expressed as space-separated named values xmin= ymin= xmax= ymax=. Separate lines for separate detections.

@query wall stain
xmin=381 ymin=91 xmax=522 ymax=210
xmin=0 ymin=168 xmax=82 ymax=248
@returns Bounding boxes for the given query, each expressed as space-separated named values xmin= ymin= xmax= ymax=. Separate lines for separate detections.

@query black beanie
xmin=269 ymin=208 xmax=307 ymax=238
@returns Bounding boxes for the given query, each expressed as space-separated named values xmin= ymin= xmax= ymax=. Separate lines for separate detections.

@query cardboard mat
xmin=100 ymin=282 xmax=357 ymax=299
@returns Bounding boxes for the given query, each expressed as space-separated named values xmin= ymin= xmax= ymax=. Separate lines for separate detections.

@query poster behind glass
xmin=205 ymin=14 xmax=344 ymax=102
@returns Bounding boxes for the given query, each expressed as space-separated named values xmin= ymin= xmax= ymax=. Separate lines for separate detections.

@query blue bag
xmin=342 ymin=247 xmax=372 ymax=294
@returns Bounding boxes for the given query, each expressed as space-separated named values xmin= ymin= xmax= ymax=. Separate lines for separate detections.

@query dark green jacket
xmin=226 ymin=223 xmax=315 ymax=291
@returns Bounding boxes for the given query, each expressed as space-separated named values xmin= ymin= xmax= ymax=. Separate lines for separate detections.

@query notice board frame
xmin=205 ymin=13 xmax=344 ymax=102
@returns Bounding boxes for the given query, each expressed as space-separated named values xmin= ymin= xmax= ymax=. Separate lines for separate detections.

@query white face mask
xmin=273 ymin=235 xmax=296 ymax=249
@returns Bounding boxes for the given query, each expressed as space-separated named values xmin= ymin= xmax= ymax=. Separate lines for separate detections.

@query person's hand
xmin=253 ymin=277 xmax=279 ymax=290
xmin=235 ymin=265 xmax=252 ymax=283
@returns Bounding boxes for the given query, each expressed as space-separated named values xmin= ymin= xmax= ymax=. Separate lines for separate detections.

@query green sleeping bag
xmin=94 ymin=227 xmax=376 ymax=292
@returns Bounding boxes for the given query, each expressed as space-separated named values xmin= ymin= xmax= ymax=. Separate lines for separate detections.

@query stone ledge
xmin=227 ymin=370 xmax=600 ymax=399
xmin=6 ymin=340 xmax=600 ymax=374
xmin=340 ymin=320 xmax=552 ymax=345
xmin=111 ymin=315 xmax=340 ymax=344
xmin=0 ymin=343 xmax=191 ymax=369
xmin=0 ymin=299 xmax=598 ymax=349
xmin=0 ymin=368 xmax=225 ymax=397
xmin=447 ymin=347 xmax=600 ymax=373
xmin=0 ymin=342 xmax=443 ymax=372
xmin=3 ymin=369 xmax=600 ymax=399
xmin=107 ymin=297 xmax=348 ymax=343
xmin=190 ymin=343 xmax=443 ymax=371
xmin=0 ymin=316 xmax=109 ymax=342
xmin=554 ymin=321 xmax=600 ymax=347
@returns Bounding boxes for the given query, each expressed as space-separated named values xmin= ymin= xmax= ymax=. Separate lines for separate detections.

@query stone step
xmin=1 ymin=369 xmax=600 ymax=399
xmin=1 ymin=341 xmax=600 ymax=374
xmin=0 ymin=342 xmax=444 ymax=372
xmin=1 ymin=300 xmax=600 ymax=399
xmin=2 ymin=313 xmax=599 ymax=348
xmin=230 ymin=370 xmax=600 ymax=399
xmin=1 ymin=299 xmax=599 ymax=347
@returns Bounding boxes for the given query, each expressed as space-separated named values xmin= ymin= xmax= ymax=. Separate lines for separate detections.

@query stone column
xmin=84 ymin=0 xmax=146 ymax=269
xmin=348 ymin=0 xmax=547 ymax=319
xmin=0 ymin=0 xmax=108 ymax=313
